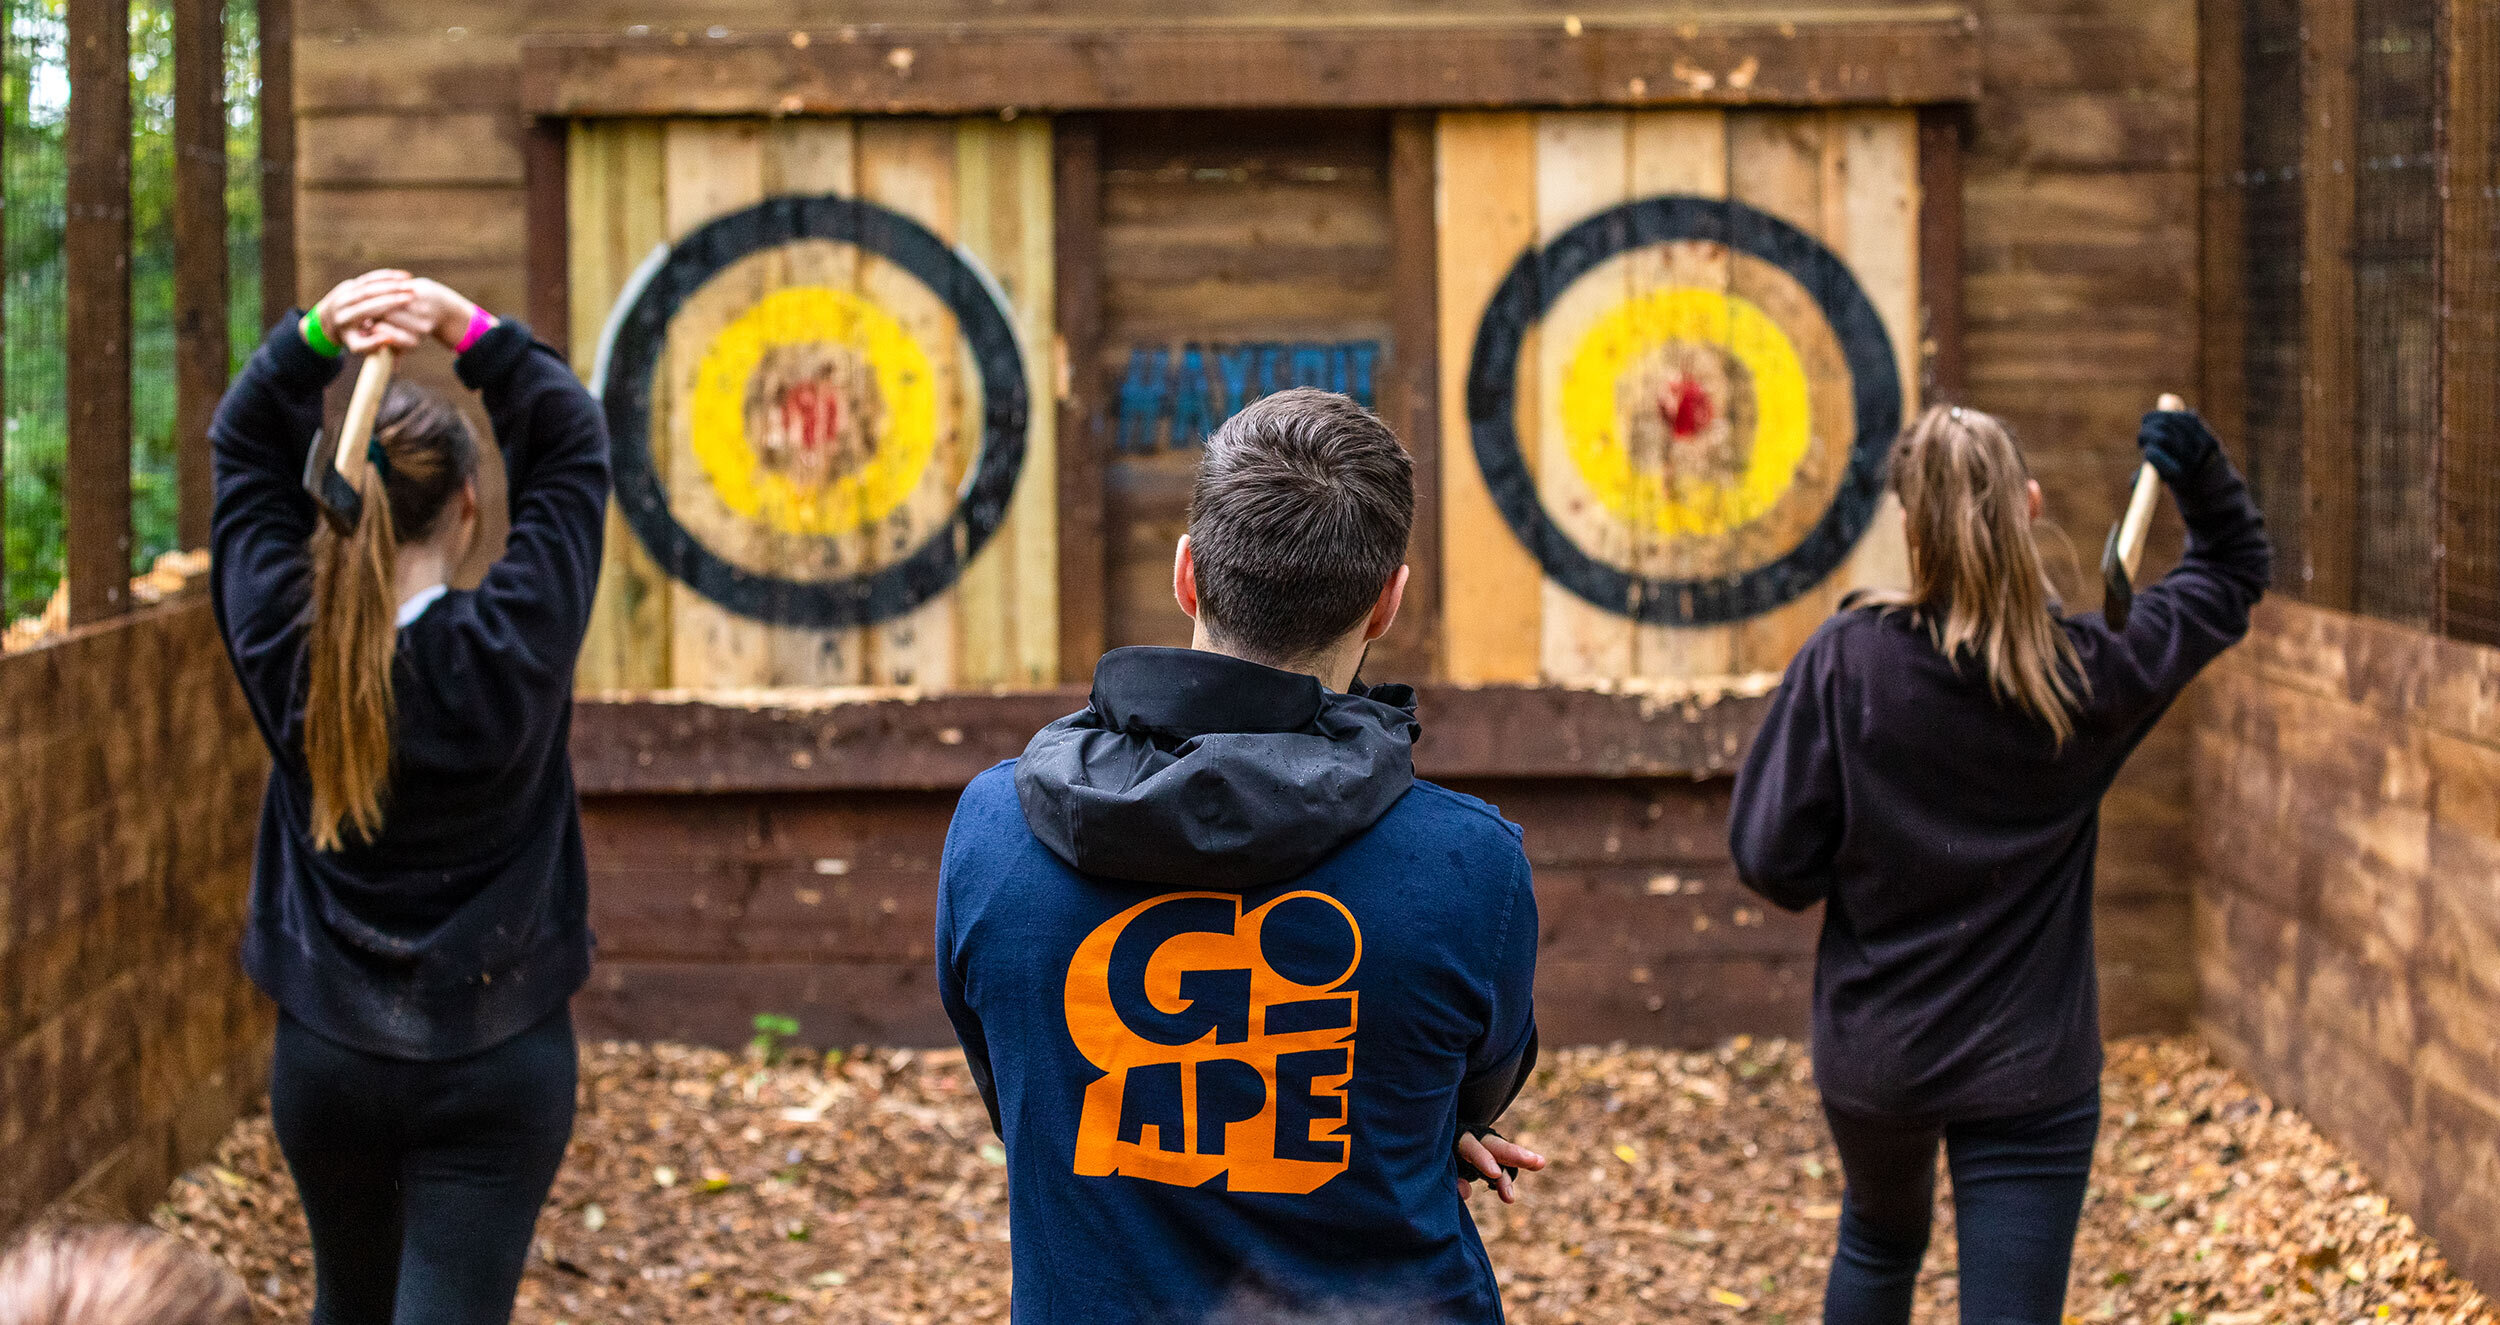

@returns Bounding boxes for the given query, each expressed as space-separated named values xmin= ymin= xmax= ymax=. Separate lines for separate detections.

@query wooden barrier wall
xmin=0 ymin=599 xmax=273 ymax=1234
xmin=283 ymin=0 xmax=2208 ymax=1056
xmin=568 ymin=686 xmax=2196 ymax=1049
xmin=2191 ymin=599 xmax=2500 ymax=1290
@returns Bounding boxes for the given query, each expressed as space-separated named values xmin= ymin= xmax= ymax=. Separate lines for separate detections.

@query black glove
xmin=2138 ymin=410 xmax=2222 ymax=483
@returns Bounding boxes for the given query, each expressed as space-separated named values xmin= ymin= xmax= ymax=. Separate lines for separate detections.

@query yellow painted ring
xmin=687 ymin=285 xmax=940 ymax=538
xmin=1558 ymin=287 xmax=1813 ymax=541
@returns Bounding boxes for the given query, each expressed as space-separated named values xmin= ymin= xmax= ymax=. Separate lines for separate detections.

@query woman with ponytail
xmin=210 ymin=268 xmax=608 ymax=1324
xmin=1731 ymin=404 xmax=2271 ymax=1323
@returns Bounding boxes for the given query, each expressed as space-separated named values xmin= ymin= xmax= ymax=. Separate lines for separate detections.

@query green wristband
xmin=300 ymin=310 xmax=342 ymax=357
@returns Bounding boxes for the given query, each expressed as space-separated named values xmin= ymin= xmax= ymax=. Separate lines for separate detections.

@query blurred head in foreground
xmin=0 ymin=1225 xmax=251 ymax=1325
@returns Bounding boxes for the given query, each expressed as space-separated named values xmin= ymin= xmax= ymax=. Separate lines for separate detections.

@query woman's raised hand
xmin=311 ymin=270 xmax=419 ymax=355
xmin=311 ymin=270 xmax=489 ymax=355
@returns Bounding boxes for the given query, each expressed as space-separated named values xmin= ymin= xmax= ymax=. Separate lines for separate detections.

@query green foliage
xmin=749 ymin=1012 xmax=802 ymax=1064
xmin=3 ymin=0 xmax=263 ymax=618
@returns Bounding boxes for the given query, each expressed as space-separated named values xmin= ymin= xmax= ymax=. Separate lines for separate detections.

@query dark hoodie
xmin=937 ymin=647 xmax=1539 ymax=1325
xmin=1729 ymin=441 xmax=2269 ymax=1122
xmin=210 ymin=313 xmax=608 ymax=1061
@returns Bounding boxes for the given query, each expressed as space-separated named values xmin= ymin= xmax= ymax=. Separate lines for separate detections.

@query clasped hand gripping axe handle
xmin=2101 ymin=392 xmax=2185 ymax=632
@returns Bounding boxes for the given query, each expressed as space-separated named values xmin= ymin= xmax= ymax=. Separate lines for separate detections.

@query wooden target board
xmin=1437 ymin=110 xmax=1917 ymax=684
xmin=569 ymin=117 xmax=1058 ymax=692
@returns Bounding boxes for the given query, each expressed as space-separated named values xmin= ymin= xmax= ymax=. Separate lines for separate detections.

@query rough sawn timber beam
xmin=519 ymin=14 xmax=1981 ymax=118
xmin=570 ymin=683 xmax=1776 ymax=794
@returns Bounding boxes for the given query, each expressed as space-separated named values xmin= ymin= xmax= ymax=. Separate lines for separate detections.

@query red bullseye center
xmin=774 ymin=377 xmax=844 ymax=454
xmin=1657 ymin=372 xmax=1716 ymax=442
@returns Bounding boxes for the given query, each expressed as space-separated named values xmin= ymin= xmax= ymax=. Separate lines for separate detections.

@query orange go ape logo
xmin=1065 ymin=891 xmax=1363 ymax=1194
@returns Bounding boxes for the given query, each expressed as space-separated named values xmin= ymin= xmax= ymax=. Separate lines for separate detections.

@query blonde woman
xmin=1730 ymin=405 xmax=2269 ymax=1323
xmin=209 ymin=270 xmax=607 ymax=1323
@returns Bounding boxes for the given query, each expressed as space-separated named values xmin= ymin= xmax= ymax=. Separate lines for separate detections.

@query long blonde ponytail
xmin=1869 ymin=405 xmax=2087 ymax=745
xmin=304 ymin=383 xmax=477 ymax=851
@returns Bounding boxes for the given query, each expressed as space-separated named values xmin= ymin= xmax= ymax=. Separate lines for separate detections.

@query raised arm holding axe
xmin=2101 ymin=392 xmax=2204 ymax=632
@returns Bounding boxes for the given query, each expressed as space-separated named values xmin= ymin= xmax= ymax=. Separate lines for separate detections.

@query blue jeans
xmin=270 ymin=1005 xmax=577 ymax=1325
xmin=1820 ymin=1087 xmax=2101 ymax=1325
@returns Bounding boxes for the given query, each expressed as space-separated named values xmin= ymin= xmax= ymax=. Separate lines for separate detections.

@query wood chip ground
xmin=155 ymin=1036 xmax=2494 ymax=1323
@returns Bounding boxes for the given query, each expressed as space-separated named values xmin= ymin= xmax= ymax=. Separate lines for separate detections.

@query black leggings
xmin=1820 ymin=1087 xmax=2101 ymax=1325
xmin=269 ymin=1005 xmax=577 ymax=1325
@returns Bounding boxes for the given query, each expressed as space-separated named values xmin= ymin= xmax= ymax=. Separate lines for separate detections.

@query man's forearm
xmin=1457 ymin=1023 xmax=1539 ymax=1134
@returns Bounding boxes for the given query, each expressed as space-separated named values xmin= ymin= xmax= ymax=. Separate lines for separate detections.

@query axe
xmin=302 ymin=346 xmax=399 ymax=535
xmin=2100 ymin=392 xmax=2185 ymax=632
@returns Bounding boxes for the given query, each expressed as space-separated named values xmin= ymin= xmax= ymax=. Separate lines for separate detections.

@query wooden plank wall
xmin=292 ymin=0 xmax=2200 ymax=660
xmin=2190 ymin=598 xmax=2500 ymax=1290
xmin=0 ymin=600 xmax=275 ymax=1235
xmin=567 ymin=116 xmax=1055 ymax=691
xmin=1435 ymin=108 xmax=1918 ymax=686
xmin=575 ymin=759 xmax=2202 ymax=1050
xmin=575 ymin=778 xmax=1824 ymax=1050
xmin=286 ymin=1 xmax=1884 ymax=455
xmin=294 ymin=0 xmax=2210 ymax=1044
xmin=1094 ymin=112 xmax=1396 ymax=653
xmin=1960 ymin=0 xmax=2207 ymax=1030
xmin=567 ymin=676 xmax=2194 ymax=1050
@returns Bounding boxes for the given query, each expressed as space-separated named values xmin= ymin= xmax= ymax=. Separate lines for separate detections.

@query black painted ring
xmin=1466 ymin=195 xmax=1902 ymax=625
xmin=602 ymin=195 xmax=1028 ymax=628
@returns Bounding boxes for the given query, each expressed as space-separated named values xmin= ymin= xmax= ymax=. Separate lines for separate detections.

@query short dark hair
xmin=1188 ymin=388 xmax=1414 ymax=664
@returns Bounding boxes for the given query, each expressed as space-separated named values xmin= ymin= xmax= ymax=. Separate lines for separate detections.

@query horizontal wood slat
xmin=568 ymin=681 xmax=1777 ymax=793
xmin=519 ymin=16 xmax=1982 ymax=117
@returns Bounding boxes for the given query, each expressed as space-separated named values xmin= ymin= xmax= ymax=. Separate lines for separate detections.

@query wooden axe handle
xmin=2116 ymin=392 xmax=2188 ymax=580
xmin=2116 ymin=465 xmax=2161 ymax=582
xmin=332 ymin=347 xmax=399 ymax=487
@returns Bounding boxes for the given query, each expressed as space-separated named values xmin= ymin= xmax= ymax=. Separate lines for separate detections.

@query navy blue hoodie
xmin=209 ymin=314 xmax=609 ymax=1061
xmin=1730 ymin=436 xmax=2269 ymax=1121
xmin=937 ymin=647 xmax=1539 ymax=1324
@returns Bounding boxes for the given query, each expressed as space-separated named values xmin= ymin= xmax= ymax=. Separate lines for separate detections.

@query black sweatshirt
xmin=1730 ymin=448 xmax=2270 ymax=1121
xmin=210 ymin=313 xmax=609 ymax=1061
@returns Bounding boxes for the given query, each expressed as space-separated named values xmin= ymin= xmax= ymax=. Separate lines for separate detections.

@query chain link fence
xmin=3 ymin=0 xmax=262 ymax=619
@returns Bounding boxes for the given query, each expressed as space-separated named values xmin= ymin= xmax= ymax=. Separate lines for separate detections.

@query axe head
xmin=2101 ymin=520 xmax=2135 ymax=633
xmin=302 ymin=427 xmax=364 ymax=536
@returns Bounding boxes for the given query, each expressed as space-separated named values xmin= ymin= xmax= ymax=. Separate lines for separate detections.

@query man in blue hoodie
xmin=937 ymin=388 xmax=1543 ymax=1324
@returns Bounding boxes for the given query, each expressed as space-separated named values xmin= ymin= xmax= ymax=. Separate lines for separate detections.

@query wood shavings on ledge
xmin=3 ymin=550 xmax=212 ymax=653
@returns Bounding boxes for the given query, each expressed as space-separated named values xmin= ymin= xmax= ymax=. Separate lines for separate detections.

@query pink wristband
xmin=454 ymin=306 xmax=495 ymax=354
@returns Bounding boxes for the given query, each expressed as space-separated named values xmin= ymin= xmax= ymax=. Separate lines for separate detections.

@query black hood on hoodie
xmin=1014 ymin=647 xmax=1420 ymax=890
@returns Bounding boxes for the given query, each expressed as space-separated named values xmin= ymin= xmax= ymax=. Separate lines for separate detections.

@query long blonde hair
xmin=1869 ymin=405 xmax=2086 ymax=745
xmin=304 ymin=382 xmax=477 ymax=851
